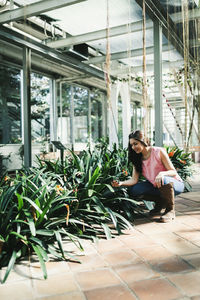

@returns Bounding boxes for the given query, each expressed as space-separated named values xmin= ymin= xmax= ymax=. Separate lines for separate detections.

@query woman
xmin=112 ymin=130 xmax=184 ymax=222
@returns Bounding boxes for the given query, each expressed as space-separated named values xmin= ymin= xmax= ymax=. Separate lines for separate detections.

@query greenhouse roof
xmin=0 ymin=0 xmax=199 ymax=97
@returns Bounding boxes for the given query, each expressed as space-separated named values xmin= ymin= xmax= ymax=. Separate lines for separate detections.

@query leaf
xmin=31 ymin=243 xmax=47 ymax=279
xmin=23 ymin=197 xmax=43 ymax=214
xmin=16 ymin=193 xmax=24 ymax=211
xmin=101 ymin=223 xmax=112 ymax=239
xmin=88 ymin=189 xmax=94 ymax=197
xmin=106 ymin=207 xmax=121 ymax=234
xmin=24 ymin=211 xmax=36 ymax=236
xmin=114 ymin=212 xmax=133 ymax=230
xmin=36 ymin=229 xmax=54 ymax=236
xmin=54 ymin=231 xmax=65 ymax=258
xmin=9 ymin=231 xmax=28 ymax=244
xmin=2 ymin=250 xmax=18 ymax=283
xmin=0 ymin=183 xmax=21 ymax=211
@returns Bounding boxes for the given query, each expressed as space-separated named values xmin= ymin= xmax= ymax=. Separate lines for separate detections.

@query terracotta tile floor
xmin=0 ymin=166 xmax=200 ymax=300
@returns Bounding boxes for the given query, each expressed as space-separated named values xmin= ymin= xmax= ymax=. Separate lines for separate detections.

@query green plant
xmin=0 ymin=169 xmax=83 ymax=283
xmin=166 ymin=146 xmax=193 ymax=191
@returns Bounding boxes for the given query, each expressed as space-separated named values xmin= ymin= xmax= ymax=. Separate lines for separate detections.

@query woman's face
xmin=129 ymin=138 xmax=144 ymax=153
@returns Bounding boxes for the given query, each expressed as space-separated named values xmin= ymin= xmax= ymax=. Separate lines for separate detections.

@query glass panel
xmin=91 ymin=90 xmax=103 ymax=142
xmin=0 ymin=64 xmax=21 ymax=144
xmin=74 ymin=86 xmax=89 ymax=143
xmin=57 ymin=83 xmax=71 ymax=144
xmin=31 ymin=73 xmax=50 ymax=148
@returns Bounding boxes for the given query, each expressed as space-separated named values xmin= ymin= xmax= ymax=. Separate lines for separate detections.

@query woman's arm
xmin=155 ymin=148 xmax=177 ymax=187
xmin=111 ymin=166 xmax=139 ymax=187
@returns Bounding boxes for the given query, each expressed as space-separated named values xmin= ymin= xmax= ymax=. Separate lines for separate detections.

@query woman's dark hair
xmin=128 ymin=130 xmax=149 ymax=174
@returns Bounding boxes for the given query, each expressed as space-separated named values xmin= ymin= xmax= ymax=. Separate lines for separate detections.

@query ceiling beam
xmin=110 ymin=59 xmax=184 ymax=76
xmin=171 ymin=7 xmax=200 ymax=23
xmin=135 ymin=0 xmax=194 ymax=62
xmin=0 ymin=0 xmax=87 ymax=24
xmin=46 ymin=7 xmax=199 ymax=50
xmin=190 ymin=39 xmax=200 ymax=47
xmin=83 ymin=44 xmax=174 ymax=65
xmin=46 ymin=19 xmax=153 ymax=48
xmin=0 ymin=24 xmax=106 ymax=81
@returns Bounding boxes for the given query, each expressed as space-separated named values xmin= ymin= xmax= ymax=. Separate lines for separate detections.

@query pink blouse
xmin=142 ymin=147 xmax=182 ymax=187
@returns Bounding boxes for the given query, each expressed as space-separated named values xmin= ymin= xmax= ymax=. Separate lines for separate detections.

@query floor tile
xmin=33 ymin=273 xmax=79 ymax=298
xmin=36 ymin=291 xmax=85 ymax=300
xmin=31 ymin=261 xmax=70 ymax=278
xmin=150 ymin=256 xmax=194 ymax=273
xmin=174 ymin=228 xmax=200 ymax=242
xmin=101 ymin=249 xmax=141 ymax=266
xmin=95 ymin=238 xmax=124 ymax=253
xmin=68 ymin=253 xmax=108 ymax=271
xmin=133 ymin=244 xmax=174 ymax=261
xmin=167 ymin=271 xmax=200 ymax=297
xmin=75 ymin=268 xmax=121 ymax=291
xmin=121 ymin=235 xmax=157 ymax=249
xmin=0 ymin=281 xmax=34 ymax=300
xmin=114 ymin=262 xmax=159 ymax=283
xmin=129 ymin=277 xmax=182 ymax=300
xmin=84 ymin=284 xmax=137 ymax=300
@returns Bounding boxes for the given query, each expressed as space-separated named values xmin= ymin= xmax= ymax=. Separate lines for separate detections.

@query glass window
xmin=31 ymin=73 xmax=50 ymax=147
xmin=57 ymin=83 xmax=71 ymax=144
xmin=74 ymin=86 xmax=89 ymax=143
xmin=91 ymin=90 xmax=103 ymax=142
xmin=0 ymin=64 xmax=21 ymax=144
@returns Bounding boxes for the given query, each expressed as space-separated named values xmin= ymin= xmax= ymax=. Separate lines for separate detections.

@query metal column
xmin=50 ymin=78 xmax=57 ymax=142
xmin=154 ymin=20 xmax=163 ymax=146
xmin=70 ymin=85 xmax=75 ymax=151
xmin=22 ymin=47 xmax=32 ymax=167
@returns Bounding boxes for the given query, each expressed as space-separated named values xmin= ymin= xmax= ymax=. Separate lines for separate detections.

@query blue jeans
xmin=128 ymin=176 xmax=184 ymax=197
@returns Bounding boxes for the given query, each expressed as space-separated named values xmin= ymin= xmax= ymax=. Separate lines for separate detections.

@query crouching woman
xmin=111 ymin=130 xmax=184 ymax=222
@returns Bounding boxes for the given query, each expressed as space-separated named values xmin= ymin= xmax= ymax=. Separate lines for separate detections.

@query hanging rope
xmin=105 ymin=0 xmax=111 ymax=103
xmin=142 ymin=0 xmax=148 ymax=141
xmin=127 ymin=0 xmax=132 ymax=83
xmin=181 ymin=0 xmax=189 ymax=150
xmin=186 ymin=5 xmax=200 ymax=146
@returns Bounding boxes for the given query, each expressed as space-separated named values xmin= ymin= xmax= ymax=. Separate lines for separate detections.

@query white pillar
xmin=109 ymin=82 xmax=120 ymax=149
xmin=120 ymin=81 xmax=131 ymax=148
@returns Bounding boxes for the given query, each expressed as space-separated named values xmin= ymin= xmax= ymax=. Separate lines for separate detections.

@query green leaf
xmin=2 ymin=250 xmax=18 ymax=283
xmin=24 ymin=211 xmax=36 ymax=236
xmin=106 ymin=207 xmax=121 ymax=234
xmin=101 ymin=223 xmax=112 ymax=239
xmin=9 ymin=231 xmax=28 ymax=244
xmin=54 ymin=231 xmax=65 ymax=258
xmin=16 ymin=193 xmax=24 ymax=211
xmin=36 ymin=229 xmax=54 ymax=236
xmin=31 ymin=243 xmax=47 ymax=279
xmin=88 ymin=189 xmax=94 ymax=197
xmin=23 ymin=197 xmax=43 ymax=214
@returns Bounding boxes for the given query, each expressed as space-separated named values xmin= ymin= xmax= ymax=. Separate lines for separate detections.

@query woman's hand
xmin=111 ymin=180 xmax=122 ymax=187
xmin=155 ymin=172 xmax=164 ymax=188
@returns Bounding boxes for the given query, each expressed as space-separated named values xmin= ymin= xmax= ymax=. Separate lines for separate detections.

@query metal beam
xmin=171 ymin=7 xmax=200 ymax=23
xmin=135 ymin=0 xmax=194 ymax=62
xmin=110 ymin=59 xmax=183 ymax=76
xmin=84 ymin=44 xmax=174 ymax=65
xmin=0 ymin=0 xmax=87 ymax=24
xmin=0 ymin=24 xmax=106 ymax=81
xmin=47 ymin=19 xmax=153 ymax=48
xmin=22 ymin=47 xmax=32 ymax=168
